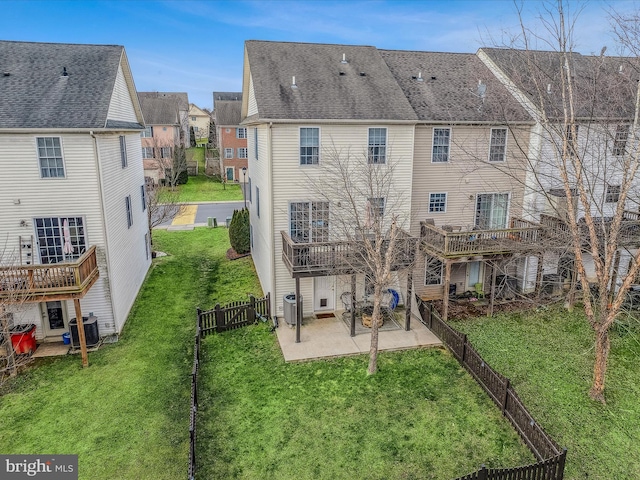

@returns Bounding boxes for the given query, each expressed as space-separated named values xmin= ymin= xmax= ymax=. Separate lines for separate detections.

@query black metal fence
xmin=189 ymin=294 xmax=272 ymax=478
xmin=197 ymin=293 xmax=271 ymax=336
xmin=417 ymin=299 xmax=567 ymax=480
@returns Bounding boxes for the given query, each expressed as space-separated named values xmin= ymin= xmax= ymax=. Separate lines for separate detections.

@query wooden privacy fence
xmin=418 ymin=299 xmax=567 ymax=480
xmin=198 ymin=293 xmax=271 ymax=336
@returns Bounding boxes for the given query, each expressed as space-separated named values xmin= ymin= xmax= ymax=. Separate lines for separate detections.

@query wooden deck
xmin=540 ymin=212 xmax=640 ymax=248
xmin=420 ymin=218 xmax=544 ymax=258
xmin=0 ymin=246 xmax=99 ymax=302
xmin=281 ymin=231 xmax=417 ymax=278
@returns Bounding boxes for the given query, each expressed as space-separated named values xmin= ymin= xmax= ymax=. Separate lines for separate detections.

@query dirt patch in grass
xmin=226 ymin=247 xmax=251 ymax=260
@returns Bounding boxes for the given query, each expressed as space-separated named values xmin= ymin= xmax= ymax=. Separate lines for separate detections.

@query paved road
xmin=157 ymin=201 xmax=245 ymax=229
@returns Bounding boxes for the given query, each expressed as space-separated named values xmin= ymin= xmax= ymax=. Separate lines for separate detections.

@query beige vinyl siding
xmin=268 ymin=123 xmax=415 ymax=316
xmin=107 ymin=64 xmax=139 ymax=123
xmin=95 ymin=133 xmax=150 ymax=333
xmin=247 ymin=75 xmax=258 ymax=117
xmin=0 ymin=133 xmax=114 ymax=337
xmin=247 ymin=125 xmax=274 ymax=306
xmin=411 ymin=124 xmax=529 ymax=234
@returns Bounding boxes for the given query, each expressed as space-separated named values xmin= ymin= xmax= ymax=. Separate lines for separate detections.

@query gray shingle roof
xmin=379 ymin=50 xmax=531 ymax=122
xmin=0 ymin=40 xmax=132 ymax=129
xmin=138 ymin=92 xmax=188 ymax=125
xmin=480 ymin=48 xmax=640 ymax=120
xmin=214 ymin=100 xmax=242 ymax=126
xmin=245 ymin=40 xmax=417 ymax=121
xmin=213 ymin=92 xmax=242 ymax=108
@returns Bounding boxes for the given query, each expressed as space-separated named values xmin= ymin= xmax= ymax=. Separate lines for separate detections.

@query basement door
xmin=42 ymin=301 xmax=68 ymax=338
xmin=314 ymin=277 xmax=335 ymax=311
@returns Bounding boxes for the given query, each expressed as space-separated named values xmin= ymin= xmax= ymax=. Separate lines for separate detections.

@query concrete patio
xmin=275 ymin=311 xmax=442 ymax=362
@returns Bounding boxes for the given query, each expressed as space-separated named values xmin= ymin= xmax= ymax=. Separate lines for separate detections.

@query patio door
xmin=475 ymin=194 xmax=509 ymax=229
xmin=314 ymin=277 xmax=335 ymax=311
xmin=42 ymin=301 xmax=68 ymax=338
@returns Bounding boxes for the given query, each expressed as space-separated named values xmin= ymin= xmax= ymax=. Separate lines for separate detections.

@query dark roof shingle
xmin=0 ymin=40 xmax=126 ymax=129
xmin=245 ymin=40 xmax=417 ymax=121
xmin=215 ymin=100 xmax=242 ymax=126
xmin=138 ymin=92 xmax=188 ymax=125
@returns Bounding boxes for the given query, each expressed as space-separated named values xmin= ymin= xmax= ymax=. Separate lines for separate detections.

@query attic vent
xmin=412 ymin=71 xmax=424 ymax=82
xmin=547 ymin=83 xmax=552 ymax=94
xmin=62 ymin=67 xmax=68 ymax=77
xmin=291 ymin=76 xmax=298 ymax=89
xmin=359 ymin=72 xmax=366 ymax=77
xmin=339 ymin=71 xmax=346 ymax=76
xmin=341 ymin=53 xmax=348 ymax=64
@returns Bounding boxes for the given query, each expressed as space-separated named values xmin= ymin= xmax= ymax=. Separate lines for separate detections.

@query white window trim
xmin=367 ymin=127 xmax=388 ymax=164
xmin=237 ymin=147 xmax=248 ymax=159
xmin=488 ymin=127 xmax=508 ymax=163
xmin=299 ymin=126 xmax=321 ymax=166
xmin=236 ymin=127 xmax=247 ymax=139
xmin=224 ymin=148 xmax=234 ymax=159
xmin=428 ymin=192 xmax=448 ymax=213
xmin=431 ymin=127 xmax=451 ymax=163
xmin=36 ymin=136 xmax=66 ymax=179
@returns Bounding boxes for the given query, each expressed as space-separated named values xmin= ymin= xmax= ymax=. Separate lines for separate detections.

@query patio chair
xmin=474 ymin=282 xmax=485 ymax=299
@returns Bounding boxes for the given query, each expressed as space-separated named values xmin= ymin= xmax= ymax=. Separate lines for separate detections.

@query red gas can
xmin=10 ymin=324 xmax=37 ymax=354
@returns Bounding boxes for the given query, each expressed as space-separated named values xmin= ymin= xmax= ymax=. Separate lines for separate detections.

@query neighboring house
xmin=479 ymin=48 xmax=640 ymax=291
xmin=0 ymin=40 xmax=150 ymax=341
xmin=241 ymin=41 xmax=419 ymax=321
xmin=138 ymin=92 xmax=189 ymax=184
xmin=188 ymin=103 xmax=210 ymax=144
xmin=213 ymin=92 xmax=247 ymax=182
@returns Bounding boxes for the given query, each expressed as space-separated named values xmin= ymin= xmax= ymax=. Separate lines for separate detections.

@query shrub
xmin=229 ymin=208 xmax=250 ymax=254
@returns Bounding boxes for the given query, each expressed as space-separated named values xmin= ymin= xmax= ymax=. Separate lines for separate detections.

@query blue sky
xmin=0 ymin=0 xmax=634 ymax=109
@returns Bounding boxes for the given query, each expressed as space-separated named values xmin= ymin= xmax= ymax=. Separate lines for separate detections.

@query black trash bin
xmin=69 ymin=316 xmax=100 ymax=348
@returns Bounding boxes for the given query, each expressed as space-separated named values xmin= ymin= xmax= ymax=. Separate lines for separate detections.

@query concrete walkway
xmin=275 ymin=312 xmax=442 ymax=362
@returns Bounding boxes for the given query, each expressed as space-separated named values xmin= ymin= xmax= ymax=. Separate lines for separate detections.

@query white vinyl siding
xmin=106 ymin=64 xmax=139 ymax=122
xmin=37 ymin=137 xmax=65 ymax=178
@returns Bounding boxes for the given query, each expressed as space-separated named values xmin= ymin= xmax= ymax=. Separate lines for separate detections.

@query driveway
xmin=158 ymin=201 xmax=244 ymax=229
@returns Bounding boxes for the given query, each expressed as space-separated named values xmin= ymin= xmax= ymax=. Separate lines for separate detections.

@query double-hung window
xmin=35 ymin=217 xmax=86 ymax=263
xmin=289 ymin=201 xmax=330 ymax=243
xmin=432 ymin=128 xmax=450 ymax=163
xmin=429 ymin=193 xmax=447 ymax=213
xmin=613 ymin=125 xmax=629 ymax=156
xmin=300 ymin=128 xmax=320 ymax=165
xmin=489 ymin=128 xmax=507 ymax=162
xmin=237 ymin=127 xmax=247 ymax=139
xmin=368 ymin=128 xmax=387 ymax=164
xmin=120 ymin=136 xmax=128 ymax=168
xmin=37 ymin=137 xmax=65 ymax=178
xmin=160 ymin=147 xmax=172 ymax=159
xmin=126 ymin=195 xmax=133 ymax=228
xmin=224 ymin=148 xmax=234 ymax=159
xmin=606 ymin=185 xmax=621 ymax=203
xmin=237 ymin=148 xmax=248 ymax=159
xmin=142 ymin=147 xmax=155 ymax=159
xmin=141 ymin=126 xmax=153 ymax=138
xmin=367 ymin=197 xmax=385 ymax=220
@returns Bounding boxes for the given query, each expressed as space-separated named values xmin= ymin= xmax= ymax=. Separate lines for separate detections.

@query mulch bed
xmin=226 ymin=248 xmax=251 ymax=260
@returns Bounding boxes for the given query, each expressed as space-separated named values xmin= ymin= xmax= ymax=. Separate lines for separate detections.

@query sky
xmin=0 ymin=0 xmax=637 ymax=109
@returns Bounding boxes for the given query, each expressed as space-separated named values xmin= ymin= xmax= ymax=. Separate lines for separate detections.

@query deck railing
xmin=0 ymin=246 xmax=99 ymax=301
xmin=540 ymin=213 xmax=640 ymax=247
xmin=281 ymin=230 xmax=417 ymax=277
xmin=420 ymin=218 xmax=543 ymax=258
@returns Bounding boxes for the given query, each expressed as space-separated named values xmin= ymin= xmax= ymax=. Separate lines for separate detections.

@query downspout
xmin=268 ymin=122 xmax=277 ymax=315
xmin=90 ymin=131 xmax=119 ymax=334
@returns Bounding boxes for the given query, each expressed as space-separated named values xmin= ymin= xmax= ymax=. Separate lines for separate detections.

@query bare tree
xmin=145 ymin=183 xmax=183 ymax=245
xmin=304 ymin=143 xmax=416 ymax=374
xmin=483 ymin=0 xmax=640 ymax=402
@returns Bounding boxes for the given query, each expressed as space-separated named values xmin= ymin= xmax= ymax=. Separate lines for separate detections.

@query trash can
xmin=283 ymin=293 xmax=302 ymax=326
xmin=69 ymin=316 xmax=100 ymax=348
xmin=62 ymin=332 xmax=71 ymax=345
xmin=9 ymin=324 xmax=37 ymax=354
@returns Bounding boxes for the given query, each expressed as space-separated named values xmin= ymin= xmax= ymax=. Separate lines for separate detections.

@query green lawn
xmin=164 ymin=175 xmax=243 ymax=203
xmin=0 ymin=228 xmax=261 ymax=479
xmin=450 ymin=307 xmax=640 ymax=480
xmin=197 ymin=331 xmax=533 ymax=479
